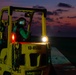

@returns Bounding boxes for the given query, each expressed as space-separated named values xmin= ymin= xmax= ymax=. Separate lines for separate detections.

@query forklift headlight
xmin=41 ymin=36 xmax=48 ymax=42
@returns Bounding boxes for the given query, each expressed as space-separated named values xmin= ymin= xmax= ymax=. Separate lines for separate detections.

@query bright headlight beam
xmin=42 ymin=36 xmax=48 ymax=42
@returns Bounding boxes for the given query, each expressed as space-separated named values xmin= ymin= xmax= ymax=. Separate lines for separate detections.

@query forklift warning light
xmin=11 ymin=33 xmax=16 ymax=43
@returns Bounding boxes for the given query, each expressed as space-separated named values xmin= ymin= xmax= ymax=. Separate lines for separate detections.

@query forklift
xmin=0 ymin=6 xmax=52 ymax=75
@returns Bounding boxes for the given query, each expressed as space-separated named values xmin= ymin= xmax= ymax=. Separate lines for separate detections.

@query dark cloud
xmin=47 ymin=11 xmax=59 ymax=16
xmin=47 ymin=9 xmax=69 ymax=16
xmin=46 ymin=17 xmax=54 ymax=22
xmin=59 ymin=17 xmax=64 ymax=19
xmin=53 ymin=11 xmax=59 ymax=15
xmin=47 ymin=11 xmax=54 ymax=15
xmin=47 ymin=9 xmax=68 ymax=16
xmin=33 ymin=5 xmax=68 ymax=16
xmin=51 ymin=9 xmax=69 ymax=16
xmin=57 ymin=21 xmax=61 ymax=23
xmin=37 ymin=10 xmax=59 ymax=16
xmin=33 ymin=5 xmax=46 ymax=9
xmin=67 ymin=16 xmax=76 ymax=18
xmin=58 ymin=3 xmax=73 ymax=8
xmin=56 ymin=9 xmax=68 ymax=12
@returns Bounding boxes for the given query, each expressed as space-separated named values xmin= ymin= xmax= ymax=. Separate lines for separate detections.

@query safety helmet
xmin=17 ymin=17 xmax=26 ymax=26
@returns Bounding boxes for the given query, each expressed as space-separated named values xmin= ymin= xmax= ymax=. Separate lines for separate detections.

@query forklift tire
xmin=3 ymin=71 xmax=11 ymax=75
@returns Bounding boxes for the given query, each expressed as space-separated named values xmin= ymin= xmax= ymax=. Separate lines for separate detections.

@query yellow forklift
xmin=0 ymin=6 xmax=52 ymax=75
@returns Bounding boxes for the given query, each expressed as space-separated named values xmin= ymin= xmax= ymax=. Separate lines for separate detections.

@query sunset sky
xmin=0 ymin=0 xmax=76 ymax=37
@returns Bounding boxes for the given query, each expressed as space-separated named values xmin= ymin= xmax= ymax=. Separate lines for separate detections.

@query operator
xmin=13 ymin=17 xmax=29 ymax=41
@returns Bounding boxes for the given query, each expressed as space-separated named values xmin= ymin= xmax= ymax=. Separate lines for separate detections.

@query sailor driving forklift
xmin=13 ymin=17 xmax=29 ymax=41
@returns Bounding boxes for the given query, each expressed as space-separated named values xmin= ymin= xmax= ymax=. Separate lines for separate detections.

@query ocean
xmin=50 ymin=37 xmax=76 ymax=67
